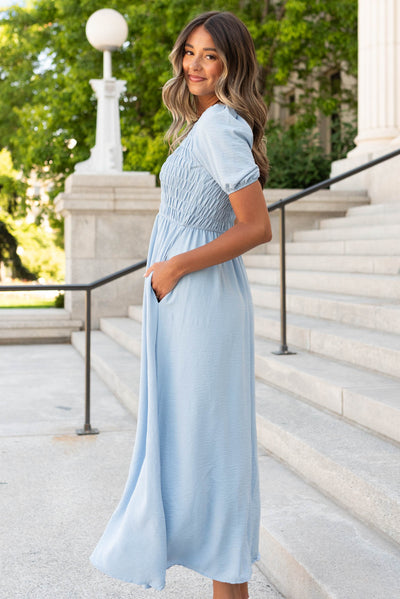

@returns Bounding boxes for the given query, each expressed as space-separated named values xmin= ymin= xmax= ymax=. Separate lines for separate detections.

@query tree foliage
xmin=0 ymin=149 xmax=27 ymax=216
xmin=0 ymin=148 xmax=37 ymax=280
xmin=10 ymin=218 xmax=65 ymax=281
xmin=0 ymin=148 xmax=62 ymax=282
xmin=0 ymin=0 xmax=357 ymax=189
xmin=267 ymin=120 xmax=357 ymax=188
xmin=0 ymin=220 xmax=36 ymax=280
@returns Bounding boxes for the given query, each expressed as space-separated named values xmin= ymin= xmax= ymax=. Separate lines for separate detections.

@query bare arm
xmin=145 ymin=180 xmax=272 ymax=300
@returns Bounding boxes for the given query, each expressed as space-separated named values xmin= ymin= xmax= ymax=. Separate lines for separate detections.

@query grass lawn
xmin=0 ymin=290 xmax=63 ymax=309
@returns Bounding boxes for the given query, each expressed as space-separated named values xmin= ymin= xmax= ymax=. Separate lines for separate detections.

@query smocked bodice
xmin=159 ymin=132 xmax=236 ymax=233
xmin=158 ymin=104 xmax=260 ymax=236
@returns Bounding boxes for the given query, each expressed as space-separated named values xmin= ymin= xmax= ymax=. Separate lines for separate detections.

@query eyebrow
xmin=185 ymin=42 xmax=217 ymax=51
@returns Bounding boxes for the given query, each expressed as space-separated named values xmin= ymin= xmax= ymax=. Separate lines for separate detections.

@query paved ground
xmin=0 ymin=344 xmax=284 ymax=599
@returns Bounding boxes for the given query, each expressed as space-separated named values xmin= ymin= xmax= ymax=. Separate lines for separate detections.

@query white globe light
xmin=86 ymin=8 xmax=128 ymax=52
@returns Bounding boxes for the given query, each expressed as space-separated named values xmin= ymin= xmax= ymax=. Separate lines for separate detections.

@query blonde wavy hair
xmin=162 ymin=11 xmax=269 ymax=187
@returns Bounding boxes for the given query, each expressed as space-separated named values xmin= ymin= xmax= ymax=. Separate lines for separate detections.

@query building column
xmin=331 ymin=0 xmax=400 ymax=202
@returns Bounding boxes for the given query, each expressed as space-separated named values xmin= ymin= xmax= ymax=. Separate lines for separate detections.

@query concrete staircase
xmin=0 ymin=308 xmax=82 ymax=343
xmin=72 ymin=199 xmax=400 ymax=599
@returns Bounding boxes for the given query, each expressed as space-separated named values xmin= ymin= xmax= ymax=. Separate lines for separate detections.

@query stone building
xmin=2 ymin=2 xmax=400 ymax=596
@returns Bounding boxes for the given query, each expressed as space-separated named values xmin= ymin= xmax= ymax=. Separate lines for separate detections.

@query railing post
xmin=77 ymin=288 xmax=99 ymax=435
xmin=273 ymin=205 xmax=296 ymax=356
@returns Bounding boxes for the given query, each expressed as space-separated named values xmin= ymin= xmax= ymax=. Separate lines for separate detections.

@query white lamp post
xmin=75 ymin=8 xmax=128 ymax=174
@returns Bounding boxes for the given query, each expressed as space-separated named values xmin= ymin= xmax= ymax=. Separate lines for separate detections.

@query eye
xmin=206 ymin=54 xmax=217 ymax=60
xmin=184 ymin=49 xmax=194 ymax=56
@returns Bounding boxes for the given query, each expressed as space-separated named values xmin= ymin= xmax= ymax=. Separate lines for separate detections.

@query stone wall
xmin=55 ymin=172 xmax=160 ymax=325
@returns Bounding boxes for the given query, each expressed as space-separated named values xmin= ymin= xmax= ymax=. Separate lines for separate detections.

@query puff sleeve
xmin=192 ymin=105 xmax=260 ymax=194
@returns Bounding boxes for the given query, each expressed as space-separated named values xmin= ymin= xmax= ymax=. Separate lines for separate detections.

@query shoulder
xmin=194 ymin=104 xmax=253 ymax=146
xmin=191 ymin=104 xmax=259 ymax=194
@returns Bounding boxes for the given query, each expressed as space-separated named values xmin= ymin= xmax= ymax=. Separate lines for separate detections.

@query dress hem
xmin=90 ymin=553 xmax=261 ymax=591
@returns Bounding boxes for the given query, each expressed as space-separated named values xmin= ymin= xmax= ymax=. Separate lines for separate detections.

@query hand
xmin=144 ymin=259 xmax=181 ymax=302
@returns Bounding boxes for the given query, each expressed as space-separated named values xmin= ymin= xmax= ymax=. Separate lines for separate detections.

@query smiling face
xmin=182 ymin=25 xmax=224 ymax=114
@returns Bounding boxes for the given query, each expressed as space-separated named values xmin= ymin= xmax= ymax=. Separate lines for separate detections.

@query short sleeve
xmin=192 ymin=105 xmax=260 ymax=194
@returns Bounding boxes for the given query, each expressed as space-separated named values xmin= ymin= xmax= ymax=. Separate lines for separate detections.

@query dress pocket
xmin=147 ymin=273 xmax=172 ymax=304
xmin=152 ymin=287 xmax=171 ymax=304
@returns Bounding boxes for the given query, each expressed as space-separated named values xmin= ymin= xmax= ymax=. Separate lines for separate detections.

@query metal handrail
xmin=0 ymin=259 xmax=147 ymax=435
xmin=267 ymin=146 xmax=400 ymax=354
xmin=1 ymin=146 xmax=399 ymax=430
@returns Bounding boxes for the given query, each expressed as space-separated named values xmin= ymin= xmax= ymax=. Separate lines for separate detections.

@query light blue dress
xmin=90 ymin=104 xmax=261 ymax=590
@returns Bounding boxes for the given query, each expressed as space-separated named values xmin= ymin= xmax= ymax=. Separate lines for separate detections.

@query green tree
xmin=0 ymin=149 xmax=27 ymax=217
xmin=0 ymin=148 xmax=37 ymax=280
xmin=0 ymin=0 xmax=357 ymax=189
xmin=10 ymin=218 xmax=65 ymax=281
xmin=0 ymin=148 xmax=63 ymax=282
xmin=0 ymin=221 xmax=36 ymax=280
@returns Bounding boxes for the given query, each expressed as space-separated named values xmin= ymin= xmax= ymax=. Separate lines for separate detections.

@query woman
xmin=90 ymin=11 xmax=272 ymax=599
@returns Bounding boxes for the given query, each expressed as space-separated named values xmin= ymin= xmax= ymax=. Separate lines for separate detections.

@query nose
xmin=191 ymin=54 xmax=201 ymax=71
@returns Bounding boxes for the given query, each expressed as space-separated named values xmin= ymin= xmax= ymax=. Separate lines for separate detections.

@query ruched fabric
xmin=90 ymin=104 xmax=261 ymax=590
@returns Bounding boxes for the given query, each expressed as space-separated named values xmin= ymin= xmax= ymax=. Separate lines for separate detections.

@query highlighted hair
xmin=162 ymin=11 xmax=269 ymax=187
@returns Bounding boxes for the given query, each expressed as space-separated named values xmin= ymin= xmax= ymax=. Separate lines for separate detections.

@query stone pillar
xmin=331 ymin=0 xmax=400 ymax=202
xmin=355 ymin=0 xmax=400 ymax=151
xmin=55 ymin=172 xmax=160 ymax=326
xmin=75 ymin=78 xmax=126 ymax=174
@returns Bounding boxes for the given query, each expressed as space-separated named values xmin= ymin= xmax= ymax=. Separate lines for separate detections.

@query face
xmin=182 ymin=25 xmax=223 ymax=113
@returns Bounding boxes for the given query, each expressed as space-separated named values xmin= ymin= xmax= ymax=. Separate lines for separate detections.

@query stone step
xmin=253 ymin=305 xmax=400 ymax=379
xmin=100 ymin=316 xmax=142 ymax=355
xmin=71 ymin=328 xmax=400 ymax=598
xmin=126 ymin=306 xmax=400 ymax=445
xmin=254 ymin=336 xmax=400 ymax=445
xmin=347 ymin=202 xmax=400 ymax=216
xmin=258 ymin=451 xmax=400 ymax=599
xmin=293 ymin=223 xmax=400 ymax=242
xmin=244 ymin=253 xmax=400 ymax=275
xmin=264 ymin=238 xmax=400 ymax=256
xmin=255 ymin=381 xmax=400 ymax=545
xmin=246 ymin=267 xmax=400 ymax=300
xmin=100 ymin=316 xmax=142 ymax=356
xmin=320 ymin=211 xmax=400 ymax=229
xmin=71 ymin=329 xmax=141 ymax=418
xmin=266 ymin=189 xmax=368 ymax=214
xmin=128 ymin=304 xmax=143 ymax=322
xmin=250 ymin=284 xmax=400 ymax=335
xmin=73 ymin=324 xmax=400 ymax=551
xmin=0 ymin=308 xmax=82 ymax=343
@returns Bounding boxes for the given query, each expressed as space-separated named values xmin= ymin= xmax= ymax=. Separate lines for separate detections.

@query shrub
xmin=265 ymin=121 xmax=357 ymax=189
xmin=54 ymin=292 xmax=64 ymax=308
xmin=266 ymin=126 xmax=332 ymax=189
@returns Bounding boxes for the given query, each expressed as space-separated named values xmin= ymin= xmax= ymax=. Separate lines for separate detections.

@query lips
xmin=188 ymin=75 xmax=206 ymax=82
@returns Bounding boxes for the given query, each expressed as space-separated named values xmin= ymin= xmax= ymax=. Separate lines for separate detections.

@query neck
xmin=196 ymin=96 xmax=220 ymax=116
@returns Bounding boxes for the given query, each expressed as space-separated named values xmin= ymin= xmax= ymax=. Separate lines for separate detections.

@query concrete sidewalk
xmin=0 ymin=344 xmax=283 ymax=599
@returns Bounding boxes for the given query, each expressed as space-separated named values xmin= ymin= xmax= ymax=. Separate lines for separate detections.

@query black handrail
xmin=267 ymin=146 xmax=400 ymax=354
xmin=1 ymin=146 xmax=399 ymax=429
xmin=268 ymin=147 xmax=400 ymax=213
xmin=0 ymin=259 xmax=147 ymax=435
